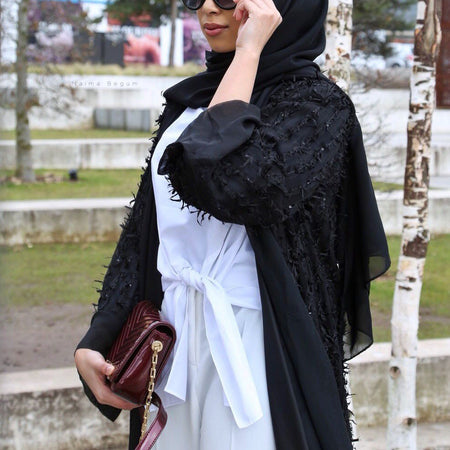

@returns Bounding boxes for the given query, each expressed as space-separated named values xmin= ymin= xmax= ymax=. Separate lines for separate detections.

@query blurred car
xmin=351 ymin=50 xmax=386 ymax=70
xmin=314 ymin=42 xmax=413 ymax=73
xmin=385 ymin=42 xmax=414 ymax=68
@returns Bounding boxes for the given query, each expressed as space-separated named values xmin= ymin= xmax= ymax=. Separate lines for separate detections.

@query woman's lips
xmin=204 ymin=23 xmax=228 ymax=36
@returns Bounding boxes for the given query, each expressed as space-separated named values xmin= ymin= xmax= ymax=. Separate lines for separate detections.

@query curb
xmin=0 ymin=340 xmax=449 ymax=449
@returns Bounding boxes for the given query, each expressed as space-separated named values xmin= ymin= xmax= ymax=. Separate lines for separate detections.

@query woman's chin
xmin=210 ymin=44 xmax=237 ymax=53
xmin=205 ymin=37 xmax=236 ymax=53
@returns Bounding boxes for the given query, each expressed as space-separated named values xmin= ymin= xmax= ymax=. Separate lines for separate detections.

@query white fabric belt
xmin=161 ymin=266 xmax=264 ymax=429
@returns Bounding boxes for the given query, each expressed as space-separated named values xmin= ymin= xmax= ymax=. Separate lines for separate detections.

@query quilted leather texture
xmin=106 ymin=301 xmax=176 ymax=405
xmin=108 ymin=301 xmax=161 ymax=367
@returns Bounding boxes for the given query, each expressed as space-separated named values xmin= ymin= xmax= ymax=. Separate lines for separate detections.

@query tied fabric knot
xmin=179 ymin=266 xmax=206 ymax=292
xmin=162 ymin=265 xmax=264 ymax=429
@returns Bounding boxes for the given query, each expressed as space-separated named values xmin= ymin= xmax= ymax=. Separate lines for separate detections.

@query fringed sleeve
xmin=158 ymin=80 xmax=355 ymax=227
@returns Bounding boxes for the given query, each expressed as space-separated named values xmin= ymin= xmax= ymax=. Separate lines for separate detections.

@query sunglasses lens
xmin=216 ymin=0 xmax=236 ymax=8
xmin=183 ymin=0 xmax=235 ymax=9
xmin=182 ymin=0 xmax=203 ymax=9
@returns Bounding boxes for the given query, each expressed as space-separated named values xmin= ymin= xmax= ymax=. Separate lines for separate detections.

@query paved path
xmin=93 ymin=427 xmax=450 ymax=450
xmin=0 ymin=196 xmax=130 ymax=211
xmin=356 ymin=422 xmax=450 ymax=449
xmin=431 ymin=176 xmax=450 ymax=189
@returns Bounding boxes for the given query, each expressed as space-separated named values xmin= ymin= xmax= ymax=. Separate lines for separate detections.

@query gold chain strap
xmin=140 ymin=340 xmax=163 ymax=441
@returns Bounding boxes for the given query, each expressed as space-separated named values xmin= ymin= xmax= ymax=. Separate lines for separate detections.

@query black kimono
xmin=77 ymin=72 xmax=390 ymax=450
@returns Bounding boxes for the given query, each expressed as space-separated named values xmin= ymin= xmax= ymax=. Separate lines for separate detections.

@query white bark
xmin=387 ymin=0 xmax=441 ymax=448
xmin=15 ymin=0 xmax=34 ymax=182
xmin=169 ymin=0 xmax=177 ymax=67
xmin=324 ymin=0 xmax=352 ymax=92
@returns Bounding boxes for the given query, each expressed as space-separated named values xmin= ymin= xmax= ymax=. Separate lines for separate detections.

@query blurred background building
xmin=0 ymin=0 xmax=209 ymax=67
xmin=0 ymin=0 xmax=448 ymax=105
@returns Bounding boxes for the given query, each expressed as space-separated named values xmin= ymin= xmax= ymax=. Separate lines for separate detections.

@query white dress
xmin=149 ymin=107 xmax=276 ymax=449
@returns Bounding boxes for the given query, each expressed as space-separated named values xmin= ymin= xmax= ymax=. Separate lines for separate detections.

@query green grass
xmin=0 ymin=242 xmax=115 ymax=307
xmin=0 ymin=128 xmax=153 ymax=140
xmin=0 ymin=235 xmax=449 ymax=341
xmin=0 ymin=62 xmax=203 ymax=77
xmin=372 ymin=181 xmax=403 ymax=192
xmin=0 ymin=169 xmax=142 ymax=201
xmin=0 ymin=168 xmax=405 ymax=202
xmin=370 ymin=234 xmax=450 ymax=342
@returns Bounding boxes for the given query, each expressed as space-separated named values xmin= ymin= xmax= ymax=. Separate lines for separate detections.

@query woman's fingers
xmin=234 ymin=0 xmax=281 ymax=29
xmin=234 ymin=0 xmax=269 ymax=22
xmin=75 ymin=348 xmax=138 ymax=411
xmin=233 ymin=0 xmax=282 ymax=54
xmin=93 ymin=381 xmax=138 ymax=410
xmin=103 ymin=361 xmax=115 ymax=377
xmin=234 ymin=0 xmax=280 ymax=21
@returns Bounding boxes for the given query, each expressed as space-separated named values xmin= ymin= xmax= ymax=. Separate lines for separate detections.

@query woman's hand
xmin=233 ymin=0 xmax=282 ymax=57
xmin=74 ymin=348 xmax=137 ymax=410
xmin=208 ymin=0 xmax=281 ymax=107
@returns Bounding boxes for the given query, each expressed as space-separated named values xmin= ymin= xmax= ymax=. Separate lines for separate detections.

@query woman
xmin=75 ymin=0 xmax=391 ymax=447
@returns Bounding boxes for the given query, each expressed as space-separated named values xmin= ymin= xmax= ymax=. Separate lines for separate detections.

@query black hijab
xmin=164 ymin=0 xmax=328 ymax=108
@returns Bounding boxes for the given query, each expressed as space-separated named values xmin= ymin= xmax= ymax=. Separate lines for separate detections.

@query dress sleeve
xmin=158 ymin=90 xmax=355 ymax=226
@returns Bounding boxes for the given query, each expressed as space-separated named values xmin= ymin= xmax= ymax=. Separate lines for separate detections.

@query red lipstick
xmin=204 ymin=23 xmax=228 ymax=36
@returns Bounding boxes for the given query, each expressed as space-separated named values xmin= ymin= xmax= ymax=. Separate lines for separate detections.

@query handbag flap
xmin=107 ymin=301 xmax=174 ymax=382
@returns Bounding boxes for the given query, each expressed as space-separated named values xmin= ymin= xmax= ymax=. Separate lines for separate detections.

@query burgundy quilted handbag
xmin=106 ymin=300 xmax=176 ymax=449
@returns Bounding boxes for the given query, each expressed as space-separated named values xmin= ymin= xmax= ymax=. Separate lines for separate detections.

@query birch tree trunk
xmin=169 ymin=0 xmax=177 ymax=67
xmin=324 ymin=0 xmax=353 ymax=92
xmin=387 ymin=0 xmax=441 ymax=448
xmin=0 ymin=0 xmax=4 ymax=63
xmin=15 ymin=0 xmax=34 ymax=182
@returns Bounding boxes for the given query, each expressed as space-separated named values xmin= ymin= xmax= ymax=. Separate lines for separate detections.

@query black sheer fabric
xmin=248 ymin=226 xmax=353 ymax=449
xmin=340 ymin=122 xmax=391 ymax=359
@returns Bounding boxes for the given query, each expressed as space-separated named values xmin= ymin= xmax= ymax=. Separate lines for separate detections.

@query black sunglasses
xmin=182 ymin=0 xmax=236 ymax=10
